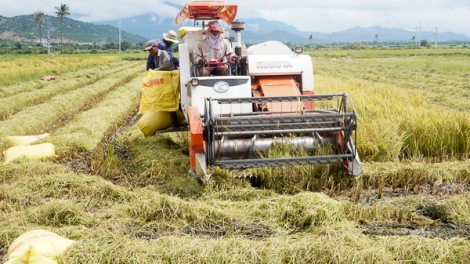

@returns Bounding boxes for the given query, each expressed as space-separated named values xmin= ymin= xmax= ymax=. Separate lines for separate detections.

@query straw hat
xmin=163 ymin=30 xmax=180 ymax=44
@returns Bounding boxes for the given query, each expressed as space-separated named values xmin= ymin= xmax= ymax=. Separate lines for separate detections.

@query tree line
xmin=0 ymin=39 xmax=149 ymax=55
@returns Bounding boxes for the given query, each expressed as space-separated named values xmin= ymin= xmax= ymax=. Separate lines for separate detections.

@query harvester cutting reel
xmin=187 ymin=94 xmax=363 ymax=183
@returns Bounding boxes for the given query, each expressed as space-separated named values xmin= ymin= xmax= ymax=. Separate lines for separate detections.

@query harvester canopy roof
xmin=175 ymin=1 xmax=238 ymax=25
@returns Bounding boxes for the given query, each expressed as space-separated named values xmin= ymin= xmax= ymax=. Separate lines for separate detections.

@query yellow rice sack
xmin=5 ymin=229 xmax=76 ymax=264
xmin=138 ymin=70 xmax=180 ymax=114
xmin=6 ymin=133 xmax=50 ymax=147
xmin=138 ymin=110 xmax=187 ymax=138
xmin=3 ymin=143 xmax=55 ymax=164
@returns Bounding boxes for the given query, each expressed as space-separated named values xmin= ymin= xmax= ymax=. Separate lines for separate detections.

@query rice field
xmin=1 ymin=51 xmax=470 ymax=263
xmin=0 ymin=55 xmax=121 ymax=86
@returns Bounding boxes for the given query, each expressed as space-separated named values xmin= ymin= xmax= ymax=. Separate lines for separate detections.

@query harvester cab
xmin=175 ymin=1 xmax=362 ymax=182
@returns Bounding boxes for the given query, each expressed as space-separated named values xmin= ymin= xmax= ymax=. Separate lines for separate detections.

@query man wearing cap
xmin=194 ymin=21 xmax=239 ymax=76
xmin=146 ymin=30 xmax=180 ymax=71
xmin=144 ymin=39 xmax=175 ymax=71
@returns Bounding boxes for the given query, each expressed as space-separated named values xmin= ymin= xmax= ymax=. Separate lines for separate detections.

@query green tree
xmin=121 ymin=41 xmax=132 ymax=51
xmin=412 ymin=36 xmax=416 ymax=45
xmin=55 ymin=3 xmax=70 ymax=53
xmin=420 ymin=39 xmax=429 ymax=48
xmin=34 ymin=11 xmax=45 ymax=50
xmin=375 ymin=34 xmax=379 ymax=45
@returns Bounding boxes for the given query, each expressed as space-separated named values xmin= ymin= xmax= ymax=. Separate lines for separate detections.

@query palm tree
xmin=34 ymin=11 xmax=45 ymax=51
xmin=375 ymin=34 xmax=379 ymax=45
xmin=55 ymin=3 xmax=70 ymax=53
xmin=412 ymin=36 xmax=416 ymax=45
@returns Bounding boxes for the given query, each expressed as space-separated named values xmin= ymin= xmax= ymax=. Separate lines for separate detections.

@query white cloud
xmin=0 ymin=0 xmax=469 ymax=36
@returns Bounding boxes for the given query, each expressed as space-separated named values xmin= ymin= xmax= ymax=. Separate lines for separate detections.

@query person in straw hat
xmin=194 ymin=21 xmax=239 ymax=76
xmin=146 ymin=30 xmax=180 ymax=71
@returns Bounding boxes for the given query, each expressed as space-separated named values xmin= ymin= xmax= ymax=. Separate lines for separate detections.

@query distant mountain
xmin=95 ymin=15 xmax=328 ymax=44
xmin=94 ymin=14 xmax=180 ymax=41
xmin=0 ymin=14 xmax=147 ymax=44
xmin=324 ymin=26 xmax=470 ymax=43
xmin=241 ymin=30 xmax=311 ymax=45
xmin=1 ymin=13 xmax=468 ymax=45
xmin=97 ymin=14 xmax=469 ymax=44
xmin=242 ymin=18 xmax=329 ymax=41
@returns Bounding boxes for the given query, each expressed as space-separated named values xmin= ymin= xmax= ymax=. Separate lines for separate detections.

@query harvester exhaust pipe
xmin=230 ymin=20 xmax=245 ymax=56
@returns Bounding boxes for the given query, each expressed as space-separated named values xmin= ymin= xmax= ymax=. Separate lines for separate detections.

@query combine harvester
xmin=174 ymin=1 xmax=362 ymax=182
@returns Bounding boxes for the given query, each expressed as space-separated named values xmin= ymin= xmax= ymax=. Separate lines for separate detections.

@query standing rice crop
xmin=316 ymin=75 xmax=470 ymax=161
xmin=0 ymin=55 xmax=120 ymax=85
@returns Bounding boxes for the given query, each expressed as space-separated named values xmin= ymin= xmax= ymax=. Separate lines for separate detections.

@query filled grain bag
xmin=138 ymin=70 xmax=180 ymax=114
xmin=5 ymin=229 xmax=76 ymax=264
xmin=3 ymin=143 xmax=55 ymax=164
xmin=6 ymin=133 xmax=50 ymax=147
xmin=138 ymin=110 xmax=187 ymax=137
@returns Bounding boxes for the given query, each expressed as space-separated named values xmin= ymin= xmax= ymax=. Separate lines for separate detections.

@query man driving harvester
xmin=194 ymin=21 xmax=239 ymax=76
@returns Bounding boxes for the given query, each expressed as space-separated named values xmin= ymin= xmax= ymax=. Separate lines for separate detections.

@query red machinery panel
xmin=176 ymin=1 xmax=238 ymax=25
xmin=258 ymin=76 xmax=304 ymax=113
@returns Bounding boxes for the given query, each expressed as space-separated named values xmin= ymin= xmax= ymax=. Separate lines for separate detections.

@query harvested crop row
xmin=0 ymin=55 xmax=120 ymax=86
xmin=0 ymin=60 xmax=127 ymax=98
xmin=1 ymin=162 xmax=469 ymax=263
xmin=61 ymin=229 xmax=470 ymax=263
xmin=199 ymin=191 xmax=470 ymax=229
xmin=0 ymin=65 xmax=143 ymax=150
xmin=50 ymin=74 xmax=144 ymax=154
xmin=236 ymin=159 xmax=470 ymax=194
xmin=0 ymin=61 xmax=140 ymax=120
xmin=2 ymin=162 xmax=468 ymax=232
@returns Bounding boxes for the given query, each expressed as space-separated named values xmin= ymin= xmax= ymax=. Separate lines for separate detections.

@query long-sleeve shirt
xmin=149 ymin=50 xmax=175 ymax=71
xmin=194 ymin=39 xmax=236 ymax=65
xmin=146 ymin=39 xmax=179 ymax=70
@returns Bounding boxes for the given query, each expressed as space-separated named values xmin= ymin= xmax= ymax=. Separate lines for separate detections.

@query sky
xmin=1 ymin=0 xmax=469 ymax=36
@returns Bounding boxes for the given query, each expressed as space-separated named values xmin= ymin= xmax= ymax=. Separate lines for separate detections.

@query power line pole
xmin=118 ymin=14 xmax=122 ymax=53
xmin=434 ymin=27 xmax=438 ymax=48
xmin=415 ymin=27 xmax=418 ymax=46
xmin=418 ymin=22 xmax=422 ymax=47
xmin=360 ymin=30 xmax=364 ymax=46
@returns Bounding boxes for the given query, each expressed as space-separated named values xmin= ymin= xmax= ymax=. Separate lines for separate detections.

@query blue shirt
xmin=146 ymin=39 xmax=179 ymax=70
